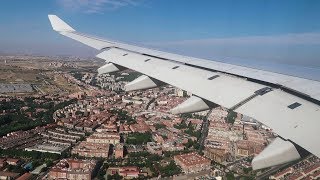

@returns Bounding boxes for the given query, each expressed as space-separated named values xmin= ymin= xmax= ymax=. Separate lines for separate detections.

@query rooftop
xmin=174 ymin=152 xmax=211 ymax=167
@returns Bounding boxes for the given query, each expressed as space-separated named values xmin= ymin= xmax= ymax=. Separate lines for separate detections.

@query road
xmin=134 ymin=110 xmax=175 ymax=118
xmin=198 ymin=109 xmax=212 ymax=152
xmin=255 ymin=162 xmax=292 ymax=179
xmin=146 ymin=98 xmax=156 ymax=110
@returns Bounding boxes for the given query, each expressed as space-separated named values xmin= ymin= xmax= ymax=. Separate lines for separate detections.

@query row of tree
xmin=0 ymin=149 xmax=62 ymax=161
xmin=126 ymin=132 xmax=152 ymax=145
xmin=0 ymin=98 xmax=76 ymax=136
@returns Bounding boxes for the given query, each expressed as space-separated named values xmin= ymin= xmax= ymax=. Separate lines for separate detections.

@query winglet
xmin=48 ymin=15 xmax=75 ymax=32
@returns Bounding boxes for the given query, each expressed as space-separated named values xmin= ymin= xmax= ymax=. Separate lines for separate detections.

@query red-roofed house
xmin=107 ymin=166 xmax=145 ymax=179
xmin=16 ymin=173 xmax=32 ymax=180
xmin=0 ymin=171 xmax=20 ymax=180
xmin=0 ymin=158 xmax=6 ymax=168
xmin=310 ymin=170 xmax=320 ymax=179
xmin=270 ymin=167 xmax=293 ymax=179
xmin=6 ymin=158 xmax=21 ymax=166
xmin=174 ymin=152 xmax=211 ymax=173
xmin=303 ymin=164 xmax=320 ymax=176
xmin=288 ymin=172 xmax=305 ymax=180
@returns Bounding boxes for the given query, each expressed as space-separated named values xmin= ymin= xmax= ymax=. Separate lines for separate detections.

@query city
xmin=0 ymin=55 xmax=319 ymax=179
xmin=1 ymin=1 xmax=320 ymax=180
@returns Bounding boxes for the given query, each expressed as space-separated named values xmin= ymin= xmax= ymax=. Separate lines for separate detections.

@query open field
xmin=53 ymin=74 xmax=81 ymax=94
xmin=0 ymin=55 xmax=102 ymax=95
xmin=0 ymin=66 xmax=42 ymax=83
xmin=0 ymin=55 xmax=104 ymax=71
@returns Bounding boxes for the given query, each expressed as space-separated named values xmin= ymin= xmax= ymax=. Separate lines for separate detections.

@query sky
xmin=0 ymin=0 xmax=320 ymax=77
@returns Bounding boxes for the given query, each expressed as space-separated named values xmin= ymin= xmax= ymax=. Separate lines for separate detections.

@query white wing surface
xmin=48 ymin=15 xmax=320 ymax=169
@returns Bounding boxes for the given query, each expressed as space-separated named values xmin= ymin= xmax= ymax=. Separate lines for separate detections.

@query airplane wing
xmin=48 ymin=15 xmax=320 ymax=170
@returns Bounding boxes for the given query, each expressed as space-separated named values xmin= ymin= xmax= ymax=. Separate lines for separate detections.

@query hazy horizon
xmin=1 ymin=0 xmax=320 ymax=79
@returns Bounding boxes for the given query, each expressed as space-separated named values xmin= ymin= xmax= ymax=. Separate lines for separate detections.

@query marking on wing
xmin=96 ymin=48 xmax=268 ymax=109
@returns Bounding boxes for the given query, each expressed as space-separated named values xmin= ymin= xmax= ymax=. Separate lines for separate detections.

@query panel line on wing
xmin=96 ymin=48 xmax=267 ymax=109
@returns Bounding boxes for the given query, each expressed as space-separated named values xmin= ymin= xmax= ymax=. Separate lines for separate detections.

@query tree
xmin=226 ymin=172 xmax=235 ymax=180
xmin=161 ymin=135 xmax=168 ymax=140
xmin=159 ymin=160 xmax=181 ymax=177
xmin=126 ymin=132 xmax=152 ymax=145
xmin=75 ymin=111 xmax=83 ymax=116
xmin=184 ymin=126 xmax=201 ymax=138
xmin=7 ymin=164 xmax=26 ymax=174
xmin=174 ymin=122 xmax=188 ymax=129
xmin=193 ymin=142 xmax=201 ymax=150
xmin=128 ymin=151 xmax=150 ymax=157
xmin=45 ymin=160 xmax=54 ymax=167
xmin=226 ymin=110 xmax=237 ymax=124
xmin=96 ymin=166 xmax=107 ymax=180
xmin=107 ymin=173 xmax=123 ymax=180
xmin=184 ymin=139 xmax=194 ymax=148
xmin=243 ymin=167 xmax=252 ymax=174
xmin=32 ymin=160 xmax=41 ymax=168
xmin=154 ymin=124 xmax=166 ymax=130
xmin=72 ymin=72 xmax=83 ymax=80
xmin=180 ymin=113 xmax=192 ymax=120
xmin=0 ymin=98 xmax=76 ymax=137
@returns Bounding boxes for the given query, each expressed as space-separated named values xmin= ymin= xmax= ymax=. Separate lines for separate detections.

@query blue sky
xmin=1 ymin=0 xmax=320 ymax=72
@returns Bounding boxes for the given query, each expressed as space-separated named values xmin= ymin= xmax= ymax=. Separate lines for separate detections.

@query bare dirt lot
xmin=0 ymin=55 xmax=102 ymax=95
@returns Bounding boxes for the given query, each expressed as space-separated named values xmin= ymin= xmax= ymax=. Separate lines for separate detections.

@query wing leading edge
xmin=48 ymin=15 xmax=320 ymax=169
